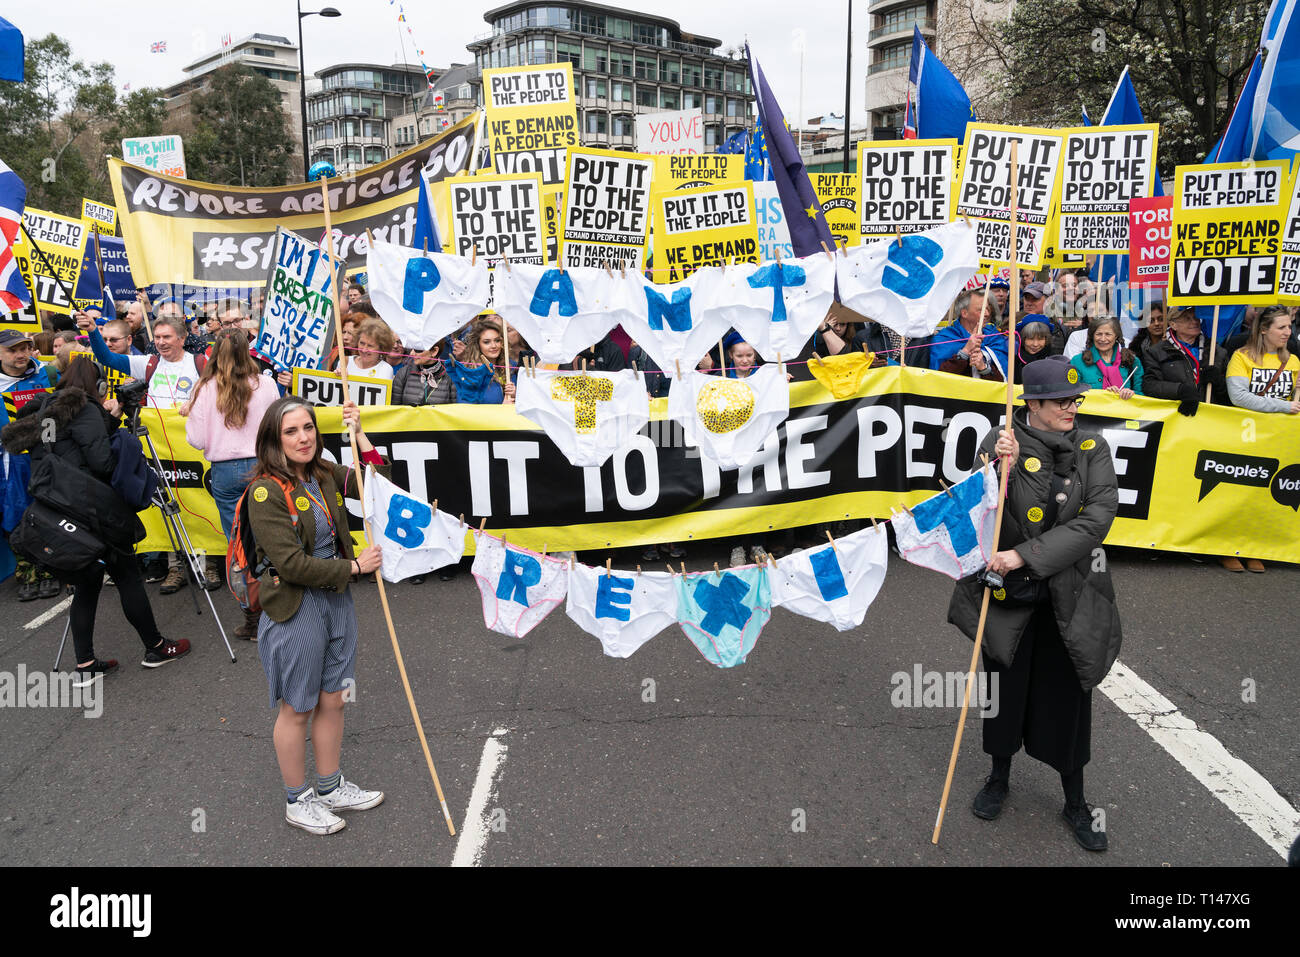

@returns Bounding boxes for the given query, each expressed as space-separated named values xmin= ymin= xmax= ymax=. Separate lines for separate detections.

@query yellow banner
xmin=12 ymin=208 xmax=89 ymax=316
xmin=137 ymin=370 xmax=1300 ymax=564
xmin=812 ymin=173 xmax=860 ymax=249
xmin=651 ymin=181 xmax=759 ymax=282
xmin=481 ymin=62 xmax=577 ymax=196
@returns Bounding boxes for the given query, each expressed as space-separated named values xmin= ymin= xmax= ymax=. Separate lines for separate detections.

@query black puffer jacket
xmin=391 ymin=360 xmax=456 ymax=406
xmin=947 ymin=408 xmax=1123 ymax=691
xmin=1140 ymin=337 xmax=1206 ymax=401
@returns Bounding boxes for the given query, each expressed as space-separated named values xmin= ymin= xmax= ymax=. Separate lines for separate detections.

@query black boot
xmin=1062 ymin=801 xmax=1108 ymax=851
xmin=972 ymin=756 xmax=1011 ymax=820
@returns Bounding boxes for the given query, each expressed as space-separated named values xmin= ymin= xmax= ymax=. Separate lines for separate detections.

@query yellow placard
xmin=69 ymin=350 xmax=131 ymax=401
xmin=446 ymin=171 xmax=547 ymax=269
xmin=290 ymin=367 xmax=392 ymax=407
xmin=11 ymin=208 xmax=89 ymax=316
xmin=81 ymin=198 xmax=118 ymax=236
xmin=812 ymin=173 xmax=860 ymax=249
xmin=653 ymin=153 xmax=742 ymax=191
xmin=560 ymin=147 xmax=654 ymax=270
xmin=856 ymin=138 xmax=958 ymax=237
xmin=651 ymin=180 xmax=759 ymax=283
xmin=481 ymin=62 xmax=578 ymax=196
xmin=1272 ymin=163 xmax=1300 ymax=304
xmin=1168 ymin=159 xmax=1290 ymax=306
xmin=1055 ymin=124 xmax=1160 ymax=255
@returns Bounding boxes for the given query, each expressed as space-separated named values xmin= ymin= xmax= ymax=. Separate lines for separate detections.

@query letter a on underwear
xmin=674 ymin=566 xmax=772 ymax=668
xmin=892 ymin=464 xmax=999 ymax=580
xmin=808 ymin=351 xmax=875 ymax=399
xmin=707 ymin=254 xmax=837 ymax=363
xmin=667 ymin=365 xmax=790 ymax=469
xmin=565 ymin=564 xmax=677 ymax=658
xmin=366 ymin=238 xmax=491 ymax=349
xmin=493 ymin=264 xmax=640 ymax=363
xmin=471 ymin=532 xmax=569 ymax=638
xmin=835 ymin=220 xmax=979 ymax=338
xmin=363 ymin=468 xmax=467 ymax=582
xmin=769 ymin=525 xmax=888 ymax=632
xmin=516 ymin=369 xmax=650 ymax=467
xmin=621 ymin=271 xmax=733 ymax=374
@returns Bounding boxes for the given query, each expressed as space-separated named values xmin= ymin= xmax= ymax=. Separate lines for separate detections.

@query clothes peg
xmin=825 ymin=529 xmax=838 ymax=553
xmin=680 ymin=562 xmax=687 ymax=576
xmin=838 ymin=237 xmax=848 ymax=256
xmin=570 ymin=555 xmax=575 ymax=569
xmin=605 ymin=558 xmax=612 ymax=578
xmin=820 ymin=241 xmax=833 ymax=260
xmin=619 ymin=262 xmax=626 ymax=278
xmin=666 ymin=563 xmax=676 ymax=575
xmin=471 ymin=245 xmax=476 ymax=266
xmin=980 ymin=452 xmax=990 ymax=467
xmin=636 ymin=564 xmax=642 ymax=575
xmin=895 ymin=231 xmax=903 ymax=248
xmin=869 ymin=516 xmax=878 ymax=529
xmin=503 ymin=253 xmax=511 ymax=272
xmin=774 ymin=246 xmax=782 ymax=264
xmin=939 ymin=479 xmax=954 ymax=499
xmin=603 ymin=260 xmax=613 ymax=277
xmin=459 ymin=513 xmax=465 ymax=527
xmin=777 ymin=350 xmax=785 ymax=377
xmin=431 ymin=499 xmax=438 ymax=512
xmin=541 ymin=542 xmax=547 ymax=558
xmin=478 ymin=517 xmax=487 ymax=533
xmin=713 ymin=562 xmax=720 ymax=576
xmin=422 ymin=238 xmax=429 ymax=258
xmin=557 ymin=254 xmax=564 ymax=275
xmin=581 ymin=358 xmax=588 ymax=373
xmin=674 ymin=359 xmax=683 ymax=381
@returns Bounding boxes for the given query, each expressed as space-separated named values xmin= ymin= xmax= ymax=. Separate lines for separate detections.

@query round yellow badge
xmin=993 ymin=588 xmax=1007 ymax=602
xmin=252 ymin=486 xmax=269 ymax=503
xmin=1023 ymin=457 xmax=1041 ymax=473
xmin=696 ymin=378 xmax=755 ymax=434
xmin=1027 ymin=506 xmax=1044 ymax=523
xmin=336 ymin=492 xmax=344 ymax=506
xmin=295 ymin=497 xmax=310 ymax=512
xmin=1066 ymin=367 xmax=1079 ymax=384
xmin=1080 ymin=438 xmax=1096 ymax=451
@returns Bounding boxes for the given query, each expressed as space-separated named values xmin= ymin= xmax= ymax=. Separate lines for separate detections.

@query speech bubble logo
xmin=1194 ymin=450 xmax=1277 ymax=501
xmin=1270 ymin=463 xmax=1300 ymax=511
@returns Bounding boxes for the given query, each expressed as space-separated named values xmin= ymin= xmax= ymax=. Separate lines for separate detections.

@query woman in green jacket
xmin=246 ymin=395 xmax=386 ymax=836
xmin=1069 ymin=316 xmax=1144 ymax=398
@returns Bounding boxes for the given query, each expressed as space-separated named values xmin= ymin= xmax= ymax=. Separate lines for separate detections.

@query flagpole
xmin=317 ymin=175 xmax=457 ymax=838
xmin=843 ymin=0 xmax=853 ymax=174
xmin=18 ymin=224 xmax=81 ymax=311
xmin=1206 ymin=304 xmax=1220 ymax=402
xmin=932 ymin=139 xmax=1020 ymax=846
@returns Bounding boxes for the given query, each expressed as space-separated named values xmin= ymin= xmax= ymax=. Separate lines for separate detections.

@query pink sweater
xmin=185 ymin=374 xmax=279 ymax=462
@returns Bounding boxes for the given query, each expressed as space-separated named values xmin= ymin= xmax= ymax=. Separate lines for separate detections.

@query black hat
xmin=0 ymin=329 xmax=34 ymax=348
xmin=1018 ymin=355 xmax=1087 ymax=401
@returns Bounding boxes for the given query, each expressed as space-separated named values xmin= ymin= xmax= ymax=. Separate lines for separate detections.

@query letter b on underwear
xmin=644 ymin=286 xmax=693 ymax=332
xmin=809 ymin=548 xmax=848 ymax=602
xmin=384 ymin=493 xmax=433 ymax=547
xmin=497 ymin=550 xmax=542 ymax=606
xmin=529 ymin=268 xmax=578 ymax=317
xmin=883 ymin=235 xmax=942 ymax=300
xmin=403 ymin=257 xmax=442 ymax=314
xmin=595 ymin=574 xmax=633 ymax=621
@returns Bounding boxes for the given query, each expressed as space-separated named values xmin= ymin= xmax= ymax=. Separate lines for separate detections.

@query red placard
xmin=1128 ymin=195 xmax=1173 ymax=285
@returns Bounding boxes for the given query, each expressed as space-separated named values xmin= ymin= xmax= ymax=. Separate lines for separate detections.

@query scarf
xmin=1166 ymin=330 xmax=1201 ymax=384
xmin=1095 ymin=347 xmax=1124 ymax=389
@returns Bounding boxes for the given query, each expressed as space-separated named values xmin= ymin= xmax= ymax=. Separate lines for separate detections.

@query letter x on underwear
xmin=674 ymin=566 xmax=771 ymax=668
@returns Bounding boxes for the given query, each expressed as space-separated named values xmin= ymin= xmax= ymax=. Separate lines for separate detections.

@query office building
xmin=305 ymin=63 xmax=436 ymax=175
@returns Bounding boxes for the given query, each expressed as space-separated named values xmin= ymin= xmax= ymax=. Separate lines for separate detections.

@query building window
xmin=660 ymin=58 xmax=679 ymax=84
xmin=661 ymin=90 xmax=679 ymax=110
xmin=531 ymin=38 xmax=552 ymax=64
xmin=609 ymin=17 xmax=632 ymax=40
xmin=725 ymin=70 xmax=745 ymax=93
xmin=611 ymin=113 xmax=633 ymax=136
xmin=704 ymin=65 xmax=722 ymax=90
xmin=609 ymin=52 xmax=633 ymax=77
xmin=636 ymin=86 xmax=658 ymax=108
xmin=873 ymin=40 xmax=910 ymax=73
xmin=632 ymin=22 xmax=663 ymax=46
xmin=584 ymin=45 xmax=607 ymax=72
xmin=705 ymin=94 xmax=721 ymax=115
xmin=880 ymin=5 xmax=929 ymax=33
xmin=585 ymin=77 xmax=607 ymax=99
xmin=705 ymin=124 xmax=722 ymax=148
xmin=611 ymin=80 xmax=632 ymax=102
xmin=556 ymin=40 xmax=581 ymax=68
xmin=682 ymin=91 xmax=702 ymax=110
xmin=726 ymin=97 xmax=745 ymax=118
xmin=576 ymin=10 xmax=605 ymax=34
xmin=635 ymin=55 xmax=656 ymax=81
xmin=681 ymin=62 xmax=702 ymax=87
xmin=586 ymin=111 xmax=607 ymax=134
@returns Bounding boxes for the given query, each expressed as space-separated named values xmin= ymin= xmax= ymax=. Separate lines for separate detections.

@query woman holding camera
xmin=246 ymin=395 xmax=386 ymax=835
xmin=1 ymin=358 xmax=191 ymax=684
xmin=947 ymin=355 xmax=1122 ymax=852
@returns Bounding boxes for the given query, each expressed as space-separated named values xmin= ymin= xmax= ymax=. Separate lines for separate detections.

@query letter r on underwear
xmin=529 ymin=268 xmax=578 ymax=317
xmin=644 ymin=286 xmax=693 ymax=332
xmin=403 ymin=257 xmax=441 ymax=313
xmin=693 ymin=574 xmax=751 ymax=636
xmin=809 ymin=548 xmax=848 ymax=602
xmin=497 ymin=550 xmax=542 ymax=606
xmin=595 ymin=574 xmax=633 ymax=621
xmin=384 ymin=493 xmax=432 ymax=547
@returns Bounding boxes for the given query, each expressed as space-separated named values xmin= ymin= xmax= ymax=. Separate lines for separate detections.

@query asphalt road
xmin=0 ymin=543 xmax=1296 ymax=867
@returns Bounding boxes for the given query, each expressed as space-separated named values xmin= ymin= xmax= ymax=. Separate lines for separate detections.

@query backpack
xmin=8 ymin=499 xmax=108 ymax=571
xmin=226 ymin=475 xmax=296 ymax=613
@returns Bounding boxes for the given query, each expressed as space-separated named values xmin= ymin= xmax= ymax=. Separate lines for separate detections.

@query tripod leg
xmin=201 ymin=586 xmax=238 ymax=664
xmin=53 ymin=615 xmax=71 ymax=671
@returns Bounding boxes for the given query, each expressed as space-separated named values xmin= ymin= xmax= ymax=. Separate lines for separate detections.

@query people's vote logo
xmin=882 ymin=235 xmax=943 ymax=300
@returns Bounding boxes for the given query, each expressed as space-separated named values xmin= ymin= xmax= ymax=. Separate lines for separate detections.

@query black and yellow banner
xmin=136 ymin=369 xmax=1300 ymax=563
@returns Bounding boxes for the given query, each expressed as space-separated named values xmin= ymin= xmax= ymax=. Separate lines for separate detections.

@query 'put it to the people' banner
xmin=955 ymin=123 xmax=1065 ymax=269
xmin=1276 ymin=164 xmax=1300 ymax=305
xmin=482 ymin=63 xmax=578 ymax=194
xmin=448 ymin=172 xmax=547 ymax=269
xmin=651 ymin=181 xmax=758 ymax=282
xmin=1056 ymin=124 xmax=1159 ymax=255
xmin=1167 ymin=160 xmax=1290 ymax=307
xmin=560 ymin=147 xmax=654 ymax=270
xmin=856 ymin=139 xmax=957 ymax=238
xmin=812 ymin=173 xmax=860 ymax=249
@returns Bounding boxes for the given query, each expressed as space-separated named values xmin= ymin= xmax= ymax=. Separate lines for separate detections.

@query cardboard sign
xmin=560 ymin=148 xmax=654 ymax=270
xmin=636 ymin=109 xmax=704 ymax=155
xmin=1056 ymin=124 xmax=1159 ymax=254
xmin=812 ymin=173 xmax=860 ymax=249
xmin=448 ymin=172 xmax=547 ymax=268
xmin=11 ymin=208 xmax=89 ymax=316
xmin=753 ymin=181 xmax=793 ymax=263
xmin=956 ymin=124 xmax=1065 ymax=269
xmin=651 ymin=182 xmax=758 ymax=282
xmin=291 ymin=368 xmax=391 ymax=407
xmin=654 ymin=154 xmax=742 ymax=191
xmin=856 ymin=139 xmax=957 ymax=237
xmin=1128 ymin=195 xmax=1174 ymax=285
xmin=122 ymin=135 xmax=187 ymax=178
xmin=254 ymin=227 xmax=340 ymax=372
xmin=81 ymin=198 xmax=118 ymax=236
xmin=1 ymin=387 xmax=53 ymax=420
xmin=482 ymin=63 xmax=578 ymax=193
xmin=1276 ymin=165 xmax=1300 ymax=304
xmin=1168 ymin=160 xmax=1289 ymax=306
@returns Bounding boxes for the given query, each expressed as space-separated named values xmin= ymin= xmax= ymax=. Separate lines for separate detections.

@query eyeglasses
xmin=1050 ymin=396 xmax=1086 ymax=410
xmin=104 ymin=336 xmax=129 ymax=344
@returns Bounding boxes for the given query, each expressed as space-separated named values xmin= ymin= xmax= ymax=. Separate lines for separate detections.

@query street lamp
xmin=298 ymin=2 xmax=341 ymax=180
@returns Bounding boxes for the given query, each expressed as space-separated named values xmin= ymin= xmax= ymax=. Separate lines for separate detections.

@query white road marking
xmin=1101 ymin=659 xmax=1300 ymax=860
xmin=24 ymin=596 xmax=73 ymax=631
xmin=452 ymin=727 xmax=509 ymax=867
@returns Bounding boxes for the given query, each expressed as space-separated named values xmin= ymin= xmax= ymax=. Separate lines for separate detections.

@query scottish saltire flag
xmin=1250 ymin=0 xmax=1300 ymax=160
xmin=0 ymin=159 xmax=30 ymax=313
xmin=907 ymin=27 xmax=976 ymax=142
xmin=893 ymin=465 xmax=999 ymax=581
xmin=745 ymin=44 xmax=834 ymax=258
xmin=0 ymin=15 xmax=22 ymax=82
xmin=1208 ymin=54 xmax=1263 ymax=164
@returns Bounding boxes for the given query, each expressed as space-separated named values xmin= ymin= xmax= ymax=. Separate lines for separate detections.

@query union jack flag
xmin=150 ymin=40 xmax=166 ymax=53
xmin=0 ymin=159 xmax=31 ymax=313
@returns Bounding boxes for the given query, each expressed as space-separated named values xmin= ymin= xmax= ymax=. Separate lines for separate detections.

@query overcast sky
xmin=13 ymin=0 xmax=867 ymax=123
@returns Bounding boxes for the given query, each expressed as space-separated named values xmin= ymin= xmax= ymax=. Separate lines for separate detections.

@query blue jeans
xmin=209 ymin=458 xmax=257 ymax=540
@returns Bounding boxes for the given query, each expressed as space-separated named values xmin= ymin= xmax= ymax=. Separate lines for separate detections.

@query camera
xmin=115 ymin=377 xmax=149 ymax=420
xmin=976 ymin=568 xmax=1004 ymax=589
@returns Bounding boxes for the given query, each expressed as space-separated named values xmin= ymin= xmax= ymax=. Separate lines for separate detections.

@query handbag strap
xmin=1261 ymin=359 xmax=1288 ymax=398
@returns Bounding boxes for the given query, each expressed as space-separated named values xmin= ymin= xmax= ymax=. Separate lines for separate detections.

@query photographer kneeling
xmin=1 ymin=358 xmax=190 ymax=683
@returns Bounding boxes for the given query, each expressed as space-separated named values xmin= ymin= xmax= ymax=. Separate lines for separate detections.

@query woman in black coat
xmin=1 ymin=358 xmax=190 ymax=683
xmin=948 ymin=356 xmax=1122 ymax=852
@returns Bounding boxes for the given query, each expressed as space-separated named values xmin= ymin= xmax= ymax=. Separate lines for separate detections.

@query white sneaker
xmin=749 ymin=546 xmax=768 ymax=565
xmin=285 ymin=791 xmax=346 ymax=835
xmin=729 ymin=546 xmax=746 ymax=568
xmin=315 ymin=776 xmax=385 ymax=812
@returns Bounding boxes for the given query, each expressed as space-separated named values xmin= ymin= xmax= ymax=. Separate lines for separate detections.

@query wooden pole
xmin=932 ymin=139 xmax=1020 ymax=846
xmin=1205 ymin=304 xmax=1220 ymax=403
xmin=1095 ymin=254 xmax=1105 ymax=315
xmin=499 ymin=314 xmax=512 ymax=404
xmin=318 ymin=177 xmax=457 ymax=837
